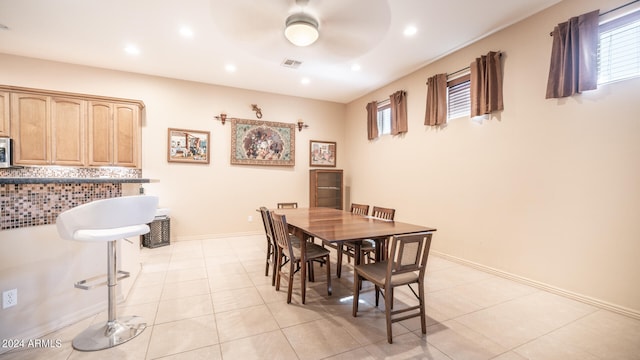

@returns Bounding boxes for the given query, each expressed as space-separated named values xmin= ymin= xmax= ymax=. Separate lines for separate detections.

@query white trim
xmin=0 ymin=301 xmax=107 ymax=355
xmin=432 ymin=250 xmax=640 ymax=320
xmin=174 ymin=231 xmax=262 ymax=242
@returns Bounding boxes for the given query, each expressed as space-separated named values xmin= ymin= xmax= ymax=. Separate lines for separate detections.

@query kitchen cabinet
xmin=310 ymin=169 xmax=344 ymax=210
xmin=3 ymin=85 xmax=143 ymax=168
xmin=10 ymin=94 xmax=85 ymax=166
xmin=0 ymin=92 xmax=9 ymax=137
xmin=88 ymin=102 xmax=140 ymax=167
xmin=51 ymin=97 xmax=85 ymax=165
xmin=10 ymin=93 xmax=50 ymax=165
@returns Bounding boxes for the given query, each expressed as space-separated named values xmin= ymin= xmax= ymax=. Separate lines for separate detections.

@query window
xmin=598 ymin=9 xmax=640 ymax=84
xmin=377 ymin=99 xmax=391 ymax=135
xmin=447 ymin=74 xmax=470 ymax=120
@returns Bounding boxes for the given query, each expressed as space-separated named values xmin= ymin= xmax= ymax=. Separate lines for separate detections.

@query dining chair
xmin=327 ymin=203 xmax=369 ymax=278
xmin=352 ymin=232 xmax=433 ymax=344
xmin=271 ymin=211 xmax=332 ymax=304
xmin=350 ymin=203 xmax=369 ymax=215
xmin=259 ymin=206 xmax=279 ymax=286
xmin=364 ymin=206 xmax=396 ymax=262
xmin=277 ymin=202 xmax=298 ymax=209
xmin=338 ymin=205 xmax=396 ymax=277
xmin=259 ymin=206 xmax=302 ymax=286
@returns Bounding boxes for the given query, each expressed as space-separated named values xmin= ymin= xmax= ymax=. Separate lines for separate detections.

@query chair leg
xmin=325 ymin=255 xmax=332 ymax=296
xmin=375 ymin=285 xmax=380 ymax=307
xmin=419 ymin=280 xmax=427 ymax=335
xmin=308 ymin=261 xmax=315 ymax=282
xmin=352 ymin=273 xmax=360 ymax=317
xmin=271 ymin=247 xmax=278 ymax=286
xmin=390 ymin=288 xmax=394 ymax=310
xmin=275 ymin=249 xmax=282 ymax=291
xmin=300 ymin=259 xmax=306 ymax=304
xmin=287 ymin=260 xmax=295 ymax=304
xmin=265 ymin=241 xmax=271 ymax=277
xmin=385 ymin=284 xmax=393 ymax=344
xmin=336 ymin=245 xmax=343 ymax=278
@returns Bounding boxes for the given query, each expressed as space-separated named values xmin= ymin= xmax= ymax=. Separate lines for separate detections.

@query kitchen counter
xmin=0 ymin=177 xmax=150 ymax=184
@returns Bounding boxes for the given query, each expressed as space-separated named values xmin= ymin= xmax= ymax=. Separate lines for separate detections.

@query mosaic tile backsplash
xmin=0 ymin=183 xmax=122 ymax=230
xmin=0 ymin=166 xmax=140 ymax=230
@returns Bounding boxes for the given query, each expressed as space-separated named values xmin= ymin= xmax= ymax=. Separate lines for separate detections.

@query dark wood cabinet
xmin=310 ymin=169 xmax=343 ymax=210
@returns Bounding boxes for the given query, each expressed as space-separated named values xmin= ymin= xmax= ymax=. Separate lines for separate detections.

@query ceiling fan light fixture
xmin=285 ymin=13 xmax=319 ymax=47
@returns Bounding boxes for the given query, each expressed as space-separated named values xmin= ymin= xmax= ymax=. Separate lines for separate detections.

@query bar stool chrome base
xmin=72 ymin=316 xmax=146 ymax=351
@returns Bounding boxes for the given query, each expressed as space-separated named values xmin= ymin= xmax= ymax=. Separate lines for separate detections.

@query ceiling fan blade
xmin=209 ymin=0 xmax=289 ymax=41
xmin=313 ymin=0 xmax=390 ymax=59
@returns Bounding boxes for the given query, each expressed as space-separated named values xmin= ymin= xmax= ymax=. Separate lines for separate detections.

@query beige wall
xmin=0 ymin=54 xmax=345 ymax=342
xmin=344 ymin=0 xmax=640 ymax=315
xmin=1 ymin=0 xmax=639 ymax=343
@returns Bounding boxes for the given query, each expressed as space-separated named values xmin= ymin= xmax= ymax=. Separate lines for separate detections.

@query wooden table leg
xmin=375 ymin=238 xmax=383 ymax=261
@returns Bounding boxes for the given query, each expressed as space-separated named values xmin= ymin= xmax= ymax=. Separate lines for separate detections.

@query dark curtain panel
xmin=546 ymin=10 xmax=600 ymax=98
xmin=366 ymin=101 xmax=378 ymax=140
xmin=424 ymin=74 xmax=447 ymax=126
xmin=390 ymin=90 xmax=408 ymax=135
xmin=470 ymin=51 xmax=504 ymax=117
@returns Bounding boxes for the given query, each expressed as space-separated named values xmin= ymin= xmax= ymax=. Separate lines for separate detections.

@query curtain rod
xmin=602 ymin=0 xmax=639 ymax=16
xmin=425 ymin=52 xmax=502 ymax=85
xmin=447 ymin=67 xmax=470 ymax=79
xmin=549 ymin=0 xmax=639 ymax=36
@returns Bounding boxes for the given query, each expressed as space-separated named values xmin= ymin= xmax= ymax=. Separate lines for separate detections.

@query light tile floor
xmin=3 ymin=234 xmax=640 ymax=359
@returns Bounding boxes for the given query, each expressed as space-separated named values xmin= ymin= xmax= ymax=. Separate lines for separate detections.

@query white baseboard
xmin=432 ymin=250 xmax=640 ymax=320
xmin=174 ymin=231 xmax=262 ymax=242
xmin=0 ymin=301 xmax=106 ymax=355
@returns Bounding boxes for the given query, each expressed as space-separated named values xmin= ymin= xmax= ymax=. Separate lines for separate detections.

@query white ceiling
xmin=0 ymin=0 xmax=560 ymax=103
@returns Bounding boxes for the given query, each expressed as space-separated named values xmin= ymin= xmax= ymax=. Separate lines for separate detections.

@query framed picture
xmin=167 ymin=128 xmax=210 ymax=164
xmin=230 ymin=118 xmax=295 ymax=166
xmin=310 ymin=140 xmax=336 ymax=167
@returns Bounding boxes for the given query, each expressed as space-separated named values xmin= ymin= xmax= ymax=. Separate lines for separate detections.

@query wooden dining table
xmin=273 ymin=207 xmax=437 ymax=303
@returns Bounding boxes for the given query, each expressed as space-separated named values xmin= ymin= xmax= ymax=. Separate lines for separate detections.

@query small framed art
xmin=309 ymin=140 xmax=336 ymax=167
xmin=167 ymin=128 xmax=210 ymax=164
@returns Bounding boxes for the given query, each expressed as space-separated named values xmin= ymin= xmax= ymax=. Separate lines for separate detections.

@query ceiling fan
xmin=209 ymin=0 xmax=391 ymax=61
xmin=284 ymin=0 xmax=319 ymax=47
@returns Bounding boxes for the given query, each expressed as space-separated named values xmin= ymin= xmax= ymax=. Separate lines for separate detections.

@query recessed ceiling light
xmin=179 ymin=26 xmax=194 ymax=38
xmin=351 ymin=64 xmax=361 ymax=72
xmin=301 ymin=77 xmax=310 ymax=85
xmin=124 ymin=44 xmax=140 ymax=55
xmin=403 ymin=25 xmax=418 ymax=37
xmin=225 ymin=64 xmax=237 ymax=73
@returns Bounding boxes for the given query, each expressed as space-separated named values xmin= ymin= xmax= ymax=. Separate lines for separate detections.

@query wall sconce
xmin=214 ymin=113 xmax=229 ymax=125
xmin=251 ymin=104 xmax=263 ymax=119
xmin=297 ymin=120 xmax=309 ymax=132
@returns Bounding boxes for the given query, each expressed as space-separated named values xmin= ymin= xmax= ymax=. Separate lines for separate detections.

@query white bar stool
xmin=56 ymin=195 xmax=159 ymax=351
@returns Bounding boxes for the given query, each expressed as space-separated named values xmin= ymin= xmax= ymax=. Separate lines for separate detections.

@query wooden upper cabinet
xmin=10 ymin=93 xmax=50 ymax=165
xmin=88 ymin=102 xmax=113 ymax=166
xmin=0 ymin=92 xmax=9 ymax=137
xmin=114 ymin=103 xmax=139 ymax=167
xmin=88 ymin=102 xmax=140 ymax=168
xmin=51 ymin=97 xmax=85 ymax=166
xmin=11 ymin=94 xmax=86 ymax=166
xmin=4 ymin=85 xmax=143 ymax=168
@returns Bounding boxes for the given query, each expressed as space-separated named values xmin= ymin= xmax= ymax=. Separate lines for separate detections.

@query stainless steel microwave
xmin=0 ymin=137 xmax=11 ymax=168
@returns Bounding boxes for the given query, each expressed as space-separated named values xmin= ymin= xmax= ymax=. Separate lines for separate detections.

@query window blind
xmin=598 ymin=9 xmax=640 ymax=84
